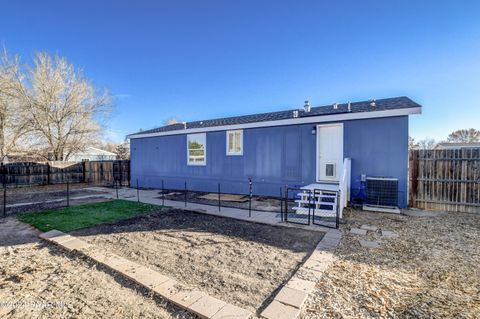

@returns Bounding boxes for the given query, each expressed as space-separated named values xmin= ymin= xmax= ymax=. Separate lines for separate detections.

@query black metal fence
xmin=1 ymin=180 xmax=74 ymax=218
xmin=143 ymin=177 xmax=261 ymax=217
xmin=281 ymin=186 xmax=340 ymax=229
xmin=133 ymin=177 xmax=340 ymax=228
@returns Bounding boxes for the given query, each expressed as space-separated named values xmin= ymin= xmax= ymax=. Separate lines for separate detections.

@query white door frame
xmin=316 ymin=123 xmax=344 ymax=182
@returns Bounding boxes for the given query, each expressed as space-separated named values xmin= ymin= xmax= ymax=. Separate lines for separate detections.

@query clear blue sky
xmin=1 ymin=0 xmax=479 ymax=143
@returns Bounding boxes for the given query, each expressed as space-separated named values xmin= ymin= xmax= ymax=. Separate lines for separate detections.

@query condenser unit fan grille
xmin=366 ymin=177 xmax=398 ymax=207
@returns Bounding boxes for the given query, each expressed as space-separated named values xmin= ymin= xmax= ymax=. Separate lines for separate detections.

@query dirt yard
xmin=160 ymin=190 xmax=283 ymax=212
xmin=0 ymin=184 xmax=112 ymax=215
xmin=300 ymin=208 xmax=480 ymax=319
xmin=0 ymin=219 xmax=193 ymax=319
xmin=73 ymin=209 xmax=323 ymax=313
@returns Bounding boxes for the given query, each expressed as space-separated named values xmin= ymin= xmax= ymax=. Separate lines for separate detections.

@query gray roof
xmin=131 ymin=96 xmax=420 ymax=135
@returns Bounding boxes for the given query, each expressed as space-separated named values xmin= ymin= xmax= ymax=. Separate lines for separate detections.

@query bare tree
xmin=416 ymin=138 xmax=437 ymax=150
xmin=0 ymin=49 xmax=31 ymax=162
xmin=19 ymin=52 xmax=112 ymax=160
xmin=446 ymin=128 xmax=480 ymax=143
xmin=408 ymin=136 xmax=418 ymax=149
xmin=115 ymin=140 xmax=130 ymax=160
xmin=164 ymin=117 xmax=180 ymax=125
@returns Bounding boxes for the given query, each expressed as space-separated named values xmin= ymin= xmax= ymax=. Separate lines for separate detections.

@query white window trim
xmin=226 ymin=130 xmax=243 ymax=156
xmin=187 ymin=133 xmax=207 ymax=166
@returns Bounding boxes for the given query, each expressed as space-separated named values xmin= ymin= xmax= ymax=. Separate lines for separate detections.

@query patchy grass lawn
xmin=18 ymin=200 xmax=163 ymax=232
xmin=301 ymin=208 xmax=480 ymax=319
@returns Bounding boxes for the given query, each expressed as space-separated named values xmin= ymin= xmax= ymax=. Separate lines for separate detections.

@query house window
xmin=187 ymin=133 xmax=206 ymax=165
xmin=325 ymin=163 xmax=336 ymax=178
xmin=226 ymin=130 xmax=243 ymax=155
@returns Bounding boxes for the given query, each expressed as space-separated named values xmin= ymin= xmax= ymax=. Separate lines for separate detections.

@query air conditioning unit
xmin=363 ymin=176 xmax=400 ymax=214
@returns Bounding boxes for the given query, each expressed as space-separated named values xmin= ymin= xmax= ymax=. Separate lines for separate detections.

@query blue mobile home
xmin=128 ymin=96 xmax=421 ymax=208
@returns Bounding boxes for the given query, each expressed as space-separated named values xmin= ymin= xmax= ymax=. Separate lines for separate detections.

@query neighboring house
xmin=127 ymin=96 xmax=421 ymax=208
xmin=68 ymin=147 xmax=117 ymax=161
xmin=434 ymin=142 xmax=480 ymax=149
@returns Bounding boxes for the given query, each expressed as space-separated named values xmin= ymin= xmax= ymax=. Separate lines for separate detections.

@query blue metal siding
xmin=344 ymin=116 xmax=409 ymax=207
xmin=130 ymin=115 xmax=409 ymax=207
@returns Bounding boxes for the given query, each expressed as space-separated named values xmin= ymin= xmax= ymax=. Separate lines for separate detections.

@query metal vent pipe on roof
xmin=303 ymin=100 xmax=311 ymax=113
xmin=348 ymin=102 xmax=352 ymax=112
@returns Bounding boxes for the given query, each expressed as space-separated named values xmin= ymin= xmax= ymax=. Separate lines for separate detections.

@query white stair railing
xmin=339 ymin=158 xmax=351 ymax=218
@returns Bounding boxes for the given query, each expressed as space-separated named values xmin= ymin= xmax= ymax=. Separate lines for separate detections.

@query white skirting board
xmin=362 ymin=204 xmax=400 ymax=214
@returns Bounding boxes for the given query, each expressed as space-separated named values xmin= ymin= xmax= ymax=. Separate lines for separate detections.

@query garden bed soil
xmin=159 ymin=190 xmax=282 ymax=212
xmin=0 ymin=228 xmax=192 ymax=318
xmin=73 ymin=209 xmax=323 ymax=313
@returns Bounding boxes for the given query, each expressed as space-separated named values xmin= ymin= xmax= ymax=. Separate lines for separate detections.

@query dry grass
xmin=301 ymin=208 xmax=480 ymax=319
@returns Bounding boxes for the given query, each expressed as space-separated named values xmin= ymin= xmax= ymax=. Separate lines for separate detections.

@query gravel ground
xmin=73 ymin=209 xmax=323 ymax=313
xmin=300 ymin=208 xmax=480 ymax=319
xmin=0 ymin=220 xmax=193 ymax=319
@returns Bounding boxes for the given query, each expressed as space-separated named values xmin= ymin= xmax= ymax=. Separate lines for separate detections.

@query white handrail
xmin=339 ymin=158 xmax=351 ymax=218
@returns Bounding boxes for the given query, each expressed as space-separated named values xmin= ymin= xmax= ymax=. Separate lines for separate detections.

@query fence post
xmin=184 ymin=181 xmax=187 ymax=207
xmin=66 ymin=179 xmax=70 ymax=207
xmin=248 ymin=177 xmax=252 ymax=217
xmin=2 ymin=162 xmax=7 ymax=217
xmin=284 ymin=185 xmax=288 ymax=222
xmin=46 ymin=162 xmax=50 ymax=185
xmin=336 ymin=192 xmax=340 ymax=229
xmin=115 ymin=180 xmax=119 ymax=199
xmin=81 ymin=161 xmax=86 ymax=184
xmin=307 ymin=190 xmax=311 ymax=225
xmin=1 ymin=163 xmax=5 ymax=187
xmin=3 ymin=184 xmax=6 ymax=218
xmin=136 ymin=178 xmax=140 ymax=203
xmin=161 ymin=179 xmax=165 ymax=206
xmin=279 ymin=186 xmax=283 ymax=222
xmin=218 ymin=183 xmax=221 ymax=212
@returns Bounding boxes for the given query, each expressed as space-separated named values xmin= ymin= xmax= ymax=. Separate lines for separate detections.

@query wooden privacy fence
xmin=409 ymin=148 xmax=480 ymax=213
xmin=0 ymin=160 xmax=130 ymax=187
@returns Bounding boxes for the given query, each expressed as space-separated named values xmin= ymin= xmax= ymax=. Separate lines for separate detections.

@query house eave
xmin=127 ymin=106 xmax=421 ymax=139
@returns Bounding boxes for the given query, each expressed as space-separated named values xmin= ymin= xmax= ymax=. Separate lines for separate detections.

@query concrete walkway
xmin=90 ymin=186 xmax=335 ymax=233
xmin=0 ymin=217 xmax=40 ymax=246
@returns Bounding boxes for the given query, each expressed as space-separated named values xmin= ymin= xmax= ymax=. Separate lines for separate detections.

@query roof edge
xmin=128 ymin=106 xmax=421 ymax=139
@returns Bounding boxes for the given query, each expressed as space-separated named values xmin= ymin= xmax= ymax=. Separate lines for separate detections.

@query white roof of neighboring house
xmin=435 ymin=142 xmax=480 ymax=149
xmin=81 ymin=147 xmax=117 ymax=155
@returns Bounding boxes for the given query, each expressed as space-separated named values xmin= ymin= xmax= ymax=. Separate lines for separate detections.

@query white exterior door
xmin=317 ymin=124 xmax=343 ymax=182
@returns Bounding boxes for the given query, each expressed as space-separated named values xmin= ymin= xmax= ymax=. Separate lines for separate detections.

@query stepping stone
xmin=211 ymin=304 xmax=251 ymax=319
xmin=170 ymin=289 xmax=206 ymax=308
xmin=309 ymin=250 xmax=334 ymax=264
xmin=260 ymin=300 xmax=299 ymax=319
xmin=286 ymin=277 xmax=316 ymax=294
xmin=60 ymin=238 xmax=92 ymax=251
xmin=152 ymin=279 xmax=181 ymax=299
xmin=274 ymin=287 xmax=308 ymax=309
xmin=189 ymin=295 xmax=226 ymax=319
xmin=303 ymin=259 xmax=329 ymax=273
xmin=39 ymin=229 xmax=65 ymax=240
xmin=350 ymin=228 xmax=367 ymax=235
xmin=359 ymin=240 xmax=380 ymax=248
xmin=381 ymin=230 xmax=399 ymax=238
xmin=360 ymin=224 xmax=378 ymax=231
